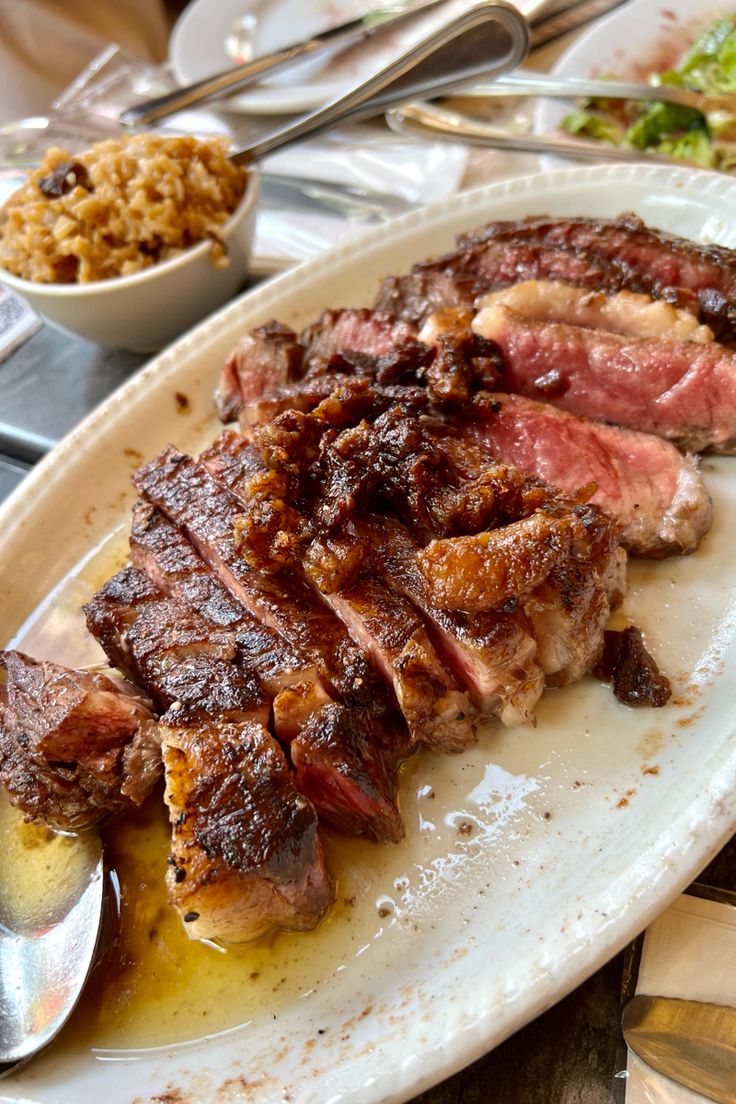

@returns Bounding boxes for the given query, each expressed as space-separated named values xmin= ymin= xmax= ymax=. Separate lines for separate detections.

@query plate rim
xmin=3 ymin=162 xmax=736 ymax=1103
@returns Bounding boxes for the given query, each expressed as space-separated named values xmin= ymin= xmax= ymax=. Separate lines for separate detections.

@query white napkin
xmin=624 ymin=893 xmax=736 ymax=1103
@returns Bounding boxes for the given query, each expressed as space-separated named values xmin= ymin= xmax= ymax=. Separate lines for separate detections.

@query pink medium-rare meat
xmin=0 ymin=649 xmax=160 ymax=830
xmin=162 ymin=716 xmax=333 ymax=942
xmin=475 ymin=304 xmax=736 ymax=453
xmin=214 ymin=321 xmax=305 ymax=423
xmin=476 ymin=281 xmax=713 ymax=342
xmin=343 ymin=515 xmax=545 ymax=727
xmin=459 ymin=214 xmax=736 ymax=341
xmin=469 ymin=393 xmax=712 ymax=558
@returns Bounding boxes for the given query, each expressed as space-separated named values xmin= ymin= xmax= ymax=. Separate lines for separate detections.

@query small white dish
xmin=534 ymin=0 xmax=736 ymax=152
xmin=170 ymin=0 xmax=553 ymax=115
xmin=0 ymin=171 xmax=260 ymax=352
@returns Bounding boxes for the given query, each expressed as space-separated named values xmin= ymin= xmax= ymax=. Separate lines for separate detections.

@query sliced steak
xmin=198 ymin=432 xmax=472 ymax=754
xmin=344 ymin=515 xmax=544 ymax=727
xmin=460 ymin=214 xmax=736 ymax=341
xmin=468 ymin=392 xmax=712 ymax=558
xmin=0 ymin=649 xmax=160 ymax=830
xmin=162 ymin=717 xmax=333 ymax=942
xmin=214 ymin=321 xmax=304 ymax=423
xmin=135 ymin=446 xmax=407 ymax=840
xmin=374 ymin=239 xmax=635 ymax=326
xmin=301 ymin=308 xmax=417 ymax=365
xmin=475 ymin=304 xmax=736 ymax=453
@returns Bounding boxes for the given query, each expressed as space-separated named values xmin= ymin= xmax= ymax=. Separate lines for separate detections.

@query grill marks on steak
xmin=476 ymin=304 xmax=736 ymax=453
xmin=0 ymin=650 xmax=160 ymax=829
xmin=133 ymin=444 xmax=407 ymax=841
xmin=198 ymin=429 xmax=470 ymax=753
xmin=85 ymin=565 xmax=336 ymax=937
xmin=162 ymin=717 xmax=332 ymax=943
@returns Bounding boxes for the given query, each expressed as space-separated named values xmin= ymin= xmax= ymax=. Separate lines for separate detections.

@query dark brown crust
xmin=593 ymin=627 xmax=672 ymax=707
xmin=0 ymin=650 xmax=160 ymax=829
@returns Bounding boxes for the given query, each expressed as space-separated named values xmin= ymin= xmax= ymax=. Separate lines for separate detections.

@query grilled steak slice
xmin=475 ymin=304 xmax=736 ymax=453
xmin=135 ymin=446 xmax=407 ymax=840
xmin=84 ymin=567 xmax=270 ymax=725
xmin=129 ymin=500 xmax=321 ymax=701
xmin=477 ymin=281 xmax=713 ymax=342
xmin=468 ymin=393 xmax=712 ymax=558
xmin=340 ymin=515 xmax=544 ymax=728
xmin=128 ymin=497 xmax=403 ymax=842
xmin=373 ymin=239 xmax=635 ymax=326
xmin=214 ymin=321 xmax=304 ymax=424
xmin=0 ymin=649 xmax=160 ymax=830
xmin=319 ymin=576 xmax=474 ymax=753
xmin=415 ymin=502 xmax=625 ymax=685
xmin=204 ymin=428 xmax=475 ymax=752
xmin=162 ymin=717 xmax=333 ymax=942
xmin=301 ymin=308 xmax=417 ymax=364
xmin=460 ymin=213 xmax=736 ymax=340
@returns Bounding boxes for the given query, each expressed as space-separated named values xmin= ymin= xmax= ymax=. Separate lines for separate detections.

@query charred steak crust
xmin=0 ymin=649 xmax=160 ymax=829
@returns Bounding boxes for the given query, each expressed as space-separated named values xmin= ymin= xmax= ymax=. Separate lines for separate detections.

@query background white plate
xmin=2 ymin=164 xmax=736 ymax=1104
xmin=534 ymin=0 xmax=736 ymax=146
xmin=170 ymin=0 xmax=551 ymax=114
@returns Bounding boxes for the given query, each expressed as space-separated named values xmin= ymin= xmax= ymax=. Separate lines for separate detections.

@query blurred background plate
xmin=533 ymin=0 xmax=736 ymax=157
xmin=170 ymin=0 xmax=553 ymax=114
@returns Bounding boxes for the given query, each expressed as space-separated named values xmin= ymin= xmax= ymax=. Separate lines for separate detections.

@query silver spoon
xmin=0 ymin=793 xmax=109 ymax=1076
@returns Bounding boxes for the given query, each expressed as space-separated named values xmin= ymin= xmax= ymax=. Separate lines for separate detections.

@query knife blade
xmin=622 ymin=994 xmax=736 ymax=1104
xmin=120 ymin=0 xmax=451 ymax=129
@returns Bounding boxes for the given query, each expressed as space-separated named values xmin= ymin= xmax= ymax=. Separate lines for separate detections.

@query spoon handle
xmin=229 ymin=2 xmax=530 ymax=165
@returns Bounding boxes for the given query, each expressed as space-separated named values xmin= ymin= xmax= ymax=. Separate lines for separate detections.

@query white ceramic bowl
xmin=0 ymin=169 xmax=260 ymax=352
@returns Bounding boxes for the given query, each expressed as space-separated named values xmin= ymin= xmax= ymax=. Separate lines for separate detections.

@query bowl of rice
xmin=0 ymin=134 xmax=258 ymax=351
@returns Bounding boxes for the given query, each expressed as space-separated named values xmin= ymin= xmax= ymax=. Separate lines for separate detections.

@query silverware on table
xmin=452 ymin=69 xmax=736 ymax=113
xmin=385 ymin=100 xmax=709 ymax=168
xmin=120 ymin=0 xmax=452 ymax=129
xmin=529 ymin=0 xmax=630 ymax=50
xmin=226 ymin=1 xmax=530 ymax=165
xmin=622 ymin=993 xmax=736 ymax=1104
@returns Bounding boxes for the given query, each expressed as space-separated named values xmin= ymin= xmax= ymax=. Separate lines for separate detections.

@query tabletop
xmin=1 ymin=10 xmax=735 ymax=1104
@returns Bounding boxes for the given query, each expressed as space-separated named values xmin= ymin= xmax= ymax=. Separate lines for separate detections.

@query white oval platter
xmin=2 ymin=163 xmax=736 ymax=1104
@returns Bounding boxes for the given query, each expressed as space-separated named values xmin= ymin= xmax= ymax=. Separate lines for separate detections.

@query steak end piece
xmin=0 ymin=649 xmax=160 ymax=830
xmin=162 ymin=717 xmax=333 ymax=942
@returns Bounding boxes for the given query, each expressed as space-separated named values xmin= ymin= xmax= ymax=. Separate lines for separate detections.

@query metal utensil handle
xmin=461 ymin=71 xmax=709 ymax=111
xmin=386 ymin=101 xmax=705 ymax=168
xmin=230 ymin=2 xmax=530 ymax=165
xmin=120 ymin=0 xmax=449 ymax=129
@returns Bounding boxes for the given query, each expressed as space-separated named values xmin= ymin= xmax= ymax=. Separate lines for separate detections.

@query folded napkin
xmin=625 ymin=892 xmax=736 ymax=1103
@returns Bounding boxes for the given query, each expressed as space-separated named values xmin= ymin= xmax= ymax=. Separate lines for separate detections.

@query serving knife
xmin=622 ymin=994 xmax=736 ymax=1104
xmin=121 ymin=0 xmax=451 ymax=129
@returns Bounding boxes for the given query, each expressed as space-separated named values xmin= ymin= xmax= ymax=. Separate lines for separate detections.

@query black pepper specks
xmin=183 ymin=910 xmax=200 ymax=922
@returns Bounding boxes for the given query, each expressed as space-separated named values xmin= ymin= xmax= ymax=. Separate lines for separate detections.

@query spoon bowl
xmin=0 ymin=793 xmax=106 ymax=1074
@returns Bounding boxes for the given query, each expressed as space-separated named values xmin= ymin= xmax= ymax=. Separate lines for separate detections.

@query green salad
xmin=562 ymin=15 xmax=736 ymax=170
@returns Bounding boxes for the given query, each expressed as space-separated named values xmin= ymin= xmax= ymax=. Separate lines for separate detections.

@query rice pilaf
xmin=0 ymin=135 xmax=248 ymax=284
